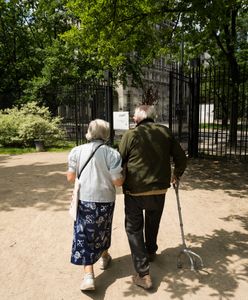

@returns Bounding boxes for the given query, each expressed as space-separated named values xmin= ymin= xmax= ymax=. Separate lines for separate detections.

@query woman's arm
xmin=67 ymin=171 xmax=76 ymax=183
xmin=67 ymin=146 xmax=79 ymax=183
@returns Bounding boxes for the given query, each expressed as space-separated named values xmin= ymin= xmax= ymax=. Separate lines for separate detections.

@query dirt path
xmin=0 ymin=152 xmax=247 ymax=300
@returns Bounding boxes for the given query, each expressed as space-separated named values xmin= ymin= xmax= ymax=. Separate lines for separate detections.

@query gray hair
xmin=85 ymin=119 xmax=110 ymax=141
xmin=134 ymin=105 xmax=156 ymax=123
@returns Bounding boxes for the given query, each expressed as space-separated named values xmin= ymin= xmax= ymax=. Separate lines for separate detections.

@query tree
xmin=64 ymin=0 xmax=247 ymax=144
xmin=180 ymin=0 xmax=248 ymax=145
xmin=0 ymin=0 xmax=42 ymax=108
xmin=63 ymin=0 xmax=186 ymax=82
xmin=64 ymin=0 xmax=247 ymax=75
xmin=0 ymin=0 xmax=246 ymax=127
xmin=0 ymin=0 xmax=75 ymax=109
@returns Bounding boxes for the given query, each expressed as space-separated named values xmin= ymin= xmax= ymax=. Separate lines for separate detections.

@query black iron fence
xmin=57 ymin=76 xmax=113 ymax=145
xmin=196 ymin=63 xmax=248 ymax=161
xmin=166 ymin=62 xmax=248 ymax=161
xmin=57 ymin=63 xmax=247 ymax=161
xmin=168 ymin=64 xmax=192 ymax=154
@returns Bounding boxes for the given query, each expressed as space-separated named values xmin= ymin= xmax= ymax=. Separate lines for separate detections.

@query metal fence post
xmin=74 ymin=83 xmax=79 ymax=146
xmin=104 ymin=70 xmax=114 ymax=145
xmin=189 ymin=58 xmax=200 ymax=158
xmin=169 ymin=71 xmax=173 ymax=130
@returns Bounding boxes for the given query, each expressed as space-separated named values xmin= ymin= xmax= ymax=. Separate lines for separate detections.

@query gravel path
xmin=0 ymin=152 xmax=247 ymax=300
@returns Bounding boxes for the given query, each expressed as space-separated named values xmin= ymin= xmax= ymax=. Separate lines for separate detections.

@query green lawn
xmin=0 ymin=141 xmax=76 ymax=155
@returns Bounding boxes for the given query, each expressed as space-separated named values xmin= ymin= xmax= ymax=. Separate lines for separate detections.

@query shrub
xmin=0 ymin=112 xmax=22 ymax=146
xmin=0 ymin=102 xmax=65 ymax=147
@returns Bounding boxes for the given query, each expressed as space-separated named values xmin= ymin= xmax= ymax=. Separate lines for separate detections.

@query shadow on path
xmin=182 ymin=158 xmax=248 ymax=198
xmin=0 ymin=161 xmax=70 ymax=211
xmin=81 ymin=213 xmax=248 ymax=299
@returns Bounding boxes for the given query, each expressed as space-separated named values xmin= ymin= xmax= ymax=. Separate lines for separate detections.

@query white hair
xmin=134 ymin=105 xmax=156 ymax=123
xmin=85 ymin=119 xmax=110 ymax=141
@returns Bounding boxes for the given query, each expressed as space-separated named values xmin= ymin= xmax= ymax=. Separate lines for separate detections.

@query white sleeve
xmin=107 ymin=149 xmax=123 ymax=180
xmin=67 ymin=147 xmax=79 ymax=173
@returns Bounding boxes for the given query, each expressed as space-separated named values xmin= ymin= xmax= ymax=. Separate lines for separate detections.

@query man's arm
xmin=112 ymin=177 xmax=124 ymax=186
xmin=171 ymin=138 xmax=187 ymax=181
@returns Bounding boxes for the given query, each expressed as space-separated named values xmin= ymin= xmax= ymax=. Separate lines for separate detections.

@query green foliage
xmin=0 ymin=0 xmax=76 ymax=109
xmin=0 ymin=113 xmax=21 ymax=146
xmin=63 ymin=0 xmax=184 ymax=81
xmin=63 ymin=0 xmax=247 ymax=83
xmin=0 ymin=0 xmax=247 ymax=107
xmin=180 ymin=0 xmax=248 ymax=68
xmin=0 ymin=102 xmax=65 ymax=147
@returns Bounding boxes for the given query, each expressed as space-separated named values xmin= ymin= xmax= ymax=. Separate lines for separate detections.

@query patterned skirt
xmin=71 ymin=201 xmax=115 ymax=265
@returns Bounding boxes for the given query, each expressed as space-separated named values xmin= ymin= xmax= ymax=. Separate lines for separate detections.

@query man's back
xmin=119 ymin=120 xmax=187 ymax=194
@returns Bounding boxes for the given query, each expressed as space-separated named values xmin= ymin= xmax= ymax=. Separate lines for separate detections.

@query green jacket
xmin=118 ymin=119 xmax=187 ymax=194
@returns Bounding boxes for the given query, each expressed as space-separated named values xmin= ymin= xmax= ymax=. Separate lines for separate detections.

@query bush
xmin=0 ymin=102 xmax=65 ymax=147
xmin=0 ymin=113 xmax=21 ymax=146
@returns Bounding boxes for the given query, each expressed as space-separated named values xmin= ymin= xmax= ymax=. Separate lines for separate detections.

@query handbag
xmin=69 ymin=143 xmax=104 ymax=221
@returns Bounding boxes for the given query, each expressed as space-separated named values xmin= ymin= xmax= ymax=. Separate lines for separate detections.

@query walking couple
xmin=67 ymin=104 xmax=187 ymax=291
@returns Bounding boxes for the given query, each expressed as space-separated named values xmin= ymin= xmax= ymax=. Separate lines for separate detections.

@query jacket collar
xmin=136 ymin=118 xmax=155 ymax=127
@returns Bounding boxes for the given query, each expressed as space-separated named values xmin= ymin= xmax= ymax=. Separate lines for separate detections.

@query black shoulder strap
xmin=77 ymin=143 xmax=104 ymax=179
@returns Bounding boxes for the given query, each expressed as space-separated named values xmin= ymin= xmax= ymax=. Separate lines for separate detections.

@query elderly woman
xmin=67 ymin=119 xmax=124 ymax=291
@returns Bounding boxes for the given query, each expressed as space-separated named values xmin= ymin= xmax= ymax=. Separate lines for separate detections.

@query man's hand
xmin=171 ymin=175 xmax=179 ymax=186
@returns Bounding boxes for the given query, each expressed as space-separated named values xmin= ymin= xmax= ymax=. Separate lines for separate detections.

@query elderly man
xmin=118 ymin=105 xmax=187 ymax=289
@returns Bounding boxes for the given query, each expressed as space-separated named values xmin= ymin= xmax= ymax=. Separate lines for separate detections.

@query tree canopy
xmin=0 ymin=0 xmax=247 ymax=108
xmin=64 ymin=0 xmax=247 ymax=77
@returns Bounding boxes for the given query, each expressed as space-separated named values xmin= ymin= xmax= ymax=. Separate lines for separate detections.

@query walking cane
xmin=173 ymin=181 xmax=204 ymax=270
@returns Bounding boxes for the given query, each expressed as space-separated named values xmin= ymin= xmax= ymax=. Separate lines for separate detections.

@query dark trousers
xmin=124 ymin=194 xmax=165 ymax=276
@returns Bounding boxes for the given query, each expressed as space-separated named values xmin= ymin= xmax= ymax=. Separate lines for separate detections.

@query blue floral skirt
xmin=71 ymin=201 xmax=115 ymax=265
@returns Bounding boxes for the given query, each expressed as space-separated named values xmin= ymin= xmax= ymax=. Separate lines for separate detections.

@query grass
xmin=200 ymin=123 xmax=247 ymax=130
xmin=0 ymin=141 xmax=76 ymax=155
xmin=0 ymin=140 xmax=120 ymax=155
xmin=0 ymin=147 xmax=36 ymax=155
